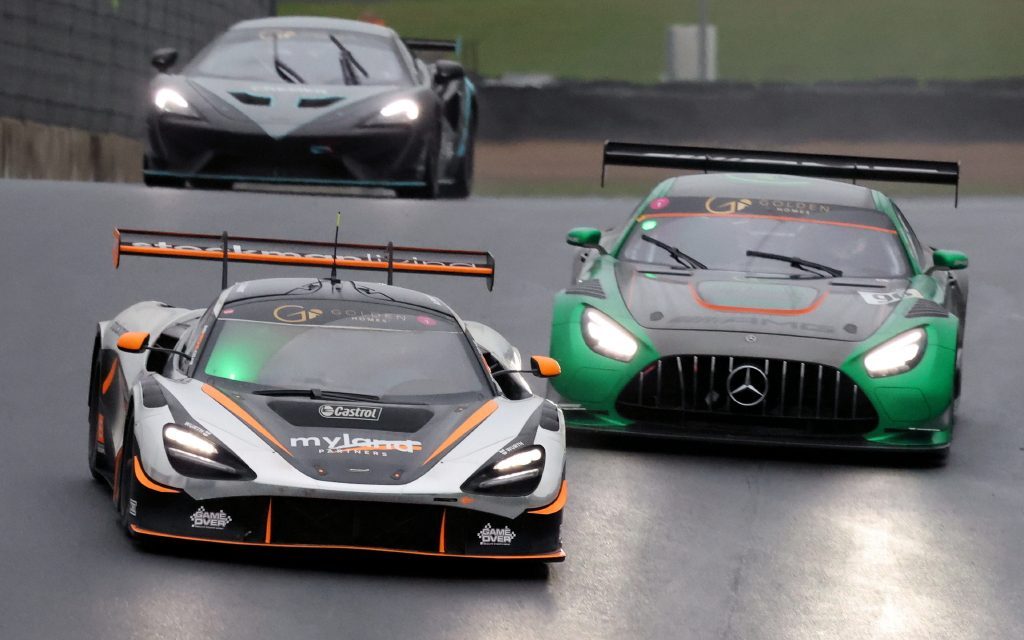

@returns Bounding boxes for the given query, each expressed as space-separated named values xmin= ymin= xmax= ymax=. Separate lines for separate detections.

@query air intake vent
xmin=905 ymin=299 xmax=949 ymax=318
xmin=299 ymin=96 xmax=342 ymax=108
xmin=566 ymin=279 xmax=606 ymax=299
xmin=230 ymin=92 xmax=271 ymax=106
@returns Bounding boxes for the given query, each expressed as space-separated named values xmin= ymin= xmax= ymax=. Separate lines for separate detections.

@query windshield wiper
xmin=272 ymin=33 xmax=305 ymax=84
xmin=745 ymin=250 xmax=843 ymax=278
xmin=252 ymin=388 xmax=380 ymax=402
xmin=329 ymin=34 xmax=369 ymax=85
xmin=641 ymin=234 xmax=707 ymax=269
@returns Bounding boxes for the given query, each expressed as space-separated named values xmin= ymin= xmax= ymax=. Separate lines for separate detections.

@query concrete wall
xmin=478 ymin=79 xmax=1024 ymax=144
xmin=0 ymin=0 xmax=274 ymax=138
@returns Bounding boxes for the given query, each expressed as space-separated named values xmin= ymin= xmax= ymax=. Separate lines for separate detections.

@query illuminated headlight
xmin=864 ymin=328 xmax=927 ymax=377
xmin=153 ymin=88 xmax=198 ymax=117
xmin=462 ymin=445 xmax=545 ymax=496
xmin=162 ymin=424 xmax=254 ymax=480
xmin=582 ymin=307 xmax=639 ymax=362
xmin=367 ymin=98 xmax=420 ymax=125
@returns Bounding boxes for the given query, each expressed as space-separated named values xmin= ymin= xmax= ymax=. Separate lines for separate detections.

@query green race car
xmin=548 ymin=142 xmax=967 ymax=459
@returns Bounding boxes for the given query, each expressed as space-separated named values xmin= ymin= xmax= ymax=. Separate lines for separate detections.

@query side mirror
xmin=117 ymin=331 xmax=151 ymax=354
xmin=151 ymin=48 xmax=178 ymax=73
xmin=434 ymin=60 xmax=465 ymax=83
xmin=529 ymin=356 xmax=561 ymax=378
xmin=567 ymin=227 xmax=603 ymax=252
xmin=931 ymin=249 xmax=968 ymax=272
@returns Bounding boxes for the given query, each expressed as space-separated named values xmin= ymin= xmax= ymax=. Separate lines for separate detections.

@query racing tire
xmin=441 ymin=122 xmax=475 ymax=199
xmin=116 ymin=411 xmax=138 ymax=536
xmin=396 ymin=134 xmax=441 ymax=200
xmin=87 ymin=335 xmax=106 ymax=482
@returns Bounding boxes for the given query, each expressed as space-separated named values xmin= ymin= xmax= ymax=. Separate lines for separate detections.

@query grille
xmin=272 ymin=497 xmax=443 ymax=550
xmin=616 ymin=355 xmax=878 ymax=437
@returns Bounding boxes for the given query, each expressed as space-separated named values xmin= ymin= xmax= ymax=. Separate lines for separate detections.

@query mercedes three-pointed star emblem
xmin=727 ymin=365 xmax=769 ymax=407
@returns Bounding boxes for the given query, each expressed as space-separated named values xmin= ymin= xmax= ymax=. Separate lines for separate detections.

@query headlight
xmin=582 ymin=307 xmax=639 ymax=362
xmin=462 ymin=445 xmax=545 ymax=496
xmin=162 ymin=423 xmax=255 ymax=480
xmin=154 ymin=87 xmax=198 ymax=118
xmin=366 ymin=98 xmax=420 ymax=125
xmin=863 ymin=327 xmax=927 ymax=377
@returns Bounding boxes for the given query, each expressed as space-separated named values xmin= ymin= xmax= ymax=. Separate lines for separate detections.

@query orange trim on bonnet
xmin=529 ymin=480 xmax=568 ymax=515
xmin=423 ymin=400 xmax=499 ymax=465
xmin=202 ymin=384 xmax=293 ymax=457
xmin=101 ymin=358 xmax=118 ymax=395
xmin=133 ymin=456 xmax=181 ymax=493
xmin=689 ymin=284 xmax=829 ymax=317
xmin=129 ymin=525 xmax=566 ymax=561
xmin=637 ymin=212 xmax=898 ymax=235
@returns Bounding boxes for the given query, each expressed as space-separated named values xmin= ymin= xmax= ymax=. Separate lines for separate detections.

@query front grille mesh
xmin=616 ymin=355 xmax=878 ymax=437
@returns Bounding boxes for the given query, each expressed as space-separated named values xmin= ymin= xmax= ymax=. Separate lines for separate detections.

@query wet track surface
xmin=1 ymin=180 xmax=1022 ymax=639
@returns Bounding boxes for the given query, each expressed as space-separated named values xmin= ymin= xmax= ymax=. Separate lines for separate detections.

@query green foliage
xmin=281 ymin=0 xmax=1024 ymax=82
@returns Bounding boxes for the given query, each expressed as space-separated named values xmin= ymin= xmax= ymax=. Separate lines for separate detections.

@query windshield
xmin=620 ymin=213 xmax=911 ymax=278
xmin=196 ymin=299 xmax=490 ymax=403
xmin=188 ymin=28 xmax=412 ymax=86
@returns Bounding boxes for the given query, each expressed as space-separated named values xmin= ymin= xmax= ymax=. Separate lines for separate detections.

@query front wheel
xmin=441 ymin=132 xmax=475 ymax=199
xmin=116 ymin=414 xmax=138 ymax=536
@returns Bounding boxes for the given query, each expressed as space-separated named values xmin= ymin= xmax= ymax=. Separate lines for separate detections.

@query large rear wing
xmin=113 ymin=228 xmax=495 ymax=290
xmin=403 ymin=37 xmax=461 ymax=57
xmin=601 ymin=141 xmax=960 ymax=205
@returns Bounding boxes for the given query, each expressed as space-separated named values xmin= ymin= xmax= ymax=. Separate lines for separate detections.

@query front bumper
xmin=145 ymin=114 xmax=430 ymax=188
xmin=124 ymin=461 xmax=566 ymax=561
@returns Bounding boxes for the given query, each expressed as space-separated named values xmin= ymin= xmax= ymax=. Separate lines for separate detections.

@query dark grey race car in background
xmin=144 ymin=16 xmax=477 ymax=198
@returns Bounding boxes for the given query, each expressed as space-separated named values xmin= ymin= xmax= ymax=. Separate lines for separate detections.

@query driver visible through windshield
xmin=196 ymin=298 xmax=490 ymax=403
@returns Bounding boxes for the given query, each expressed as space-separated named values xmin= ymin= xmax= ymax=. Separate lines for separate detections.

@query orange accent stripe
xmin=690 ymin=284 xmax=829 ymax=317
xmin=202 ymin=384 xmax=293 ymax=457
xmin=529 ymin=480 xmax=568 ymax=515
xmin=439 ymin=509 xmax=447 ymax=554
xmin=130 ymin=525 xmax=566 ymax=561
xmin=637 ymin=212 xmax=898 ymax=235
xmin=133 ymin=456 xmax=181 ymax=493
xmin=265 ymin=499 xmax=273 ymax=544
xmin=96 ymin=414 xmax=105 ymax=444
xmin=112 ymin=449 xmax=124 ymax=502
xmin=119 ymin=246 xmax=494 ymax=276
xmin=101 ymin=358 xmax=118 ymax=395
xmin=423 ymin=400 xmax=499 ymax=465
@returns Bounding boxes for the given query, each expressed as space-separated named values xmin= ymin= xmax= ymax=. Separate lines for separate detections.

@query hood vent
xmin=566 ymin=279 xmax=606 ymax=299
xmin=230 ymin=92 xmax=271 ymax=106
xmin=905 ymin=299 xmax=949 ymax=318
xmin=299 ymin=96 xmax=343 ymax=108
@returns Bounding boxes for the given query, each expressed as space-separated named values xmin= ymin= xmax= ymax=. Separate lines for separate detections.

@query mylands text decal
xmin=290 ymin=434 xmax=422 ymax=457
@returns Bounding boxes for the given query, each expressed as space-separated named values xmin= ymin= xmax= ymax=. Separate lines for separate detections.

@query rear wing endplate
xmin=403 ymin=37 xmax=461 ymax=57
xmin=601 ymin=141 xmax=960 ymax=205
xmin=113 ymin=228 xmax=495 ymax=290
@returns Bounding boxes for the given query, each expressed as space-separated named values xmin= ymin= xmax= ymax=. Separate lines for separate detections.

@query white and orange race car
xmin=87 ymin=229 xmax=566 ymax=561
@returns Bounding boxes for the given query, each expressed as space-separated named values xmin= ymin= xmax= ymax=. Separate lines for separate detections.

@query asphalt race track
xmin=1 ymin=180 xmax=1022 ymax=639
